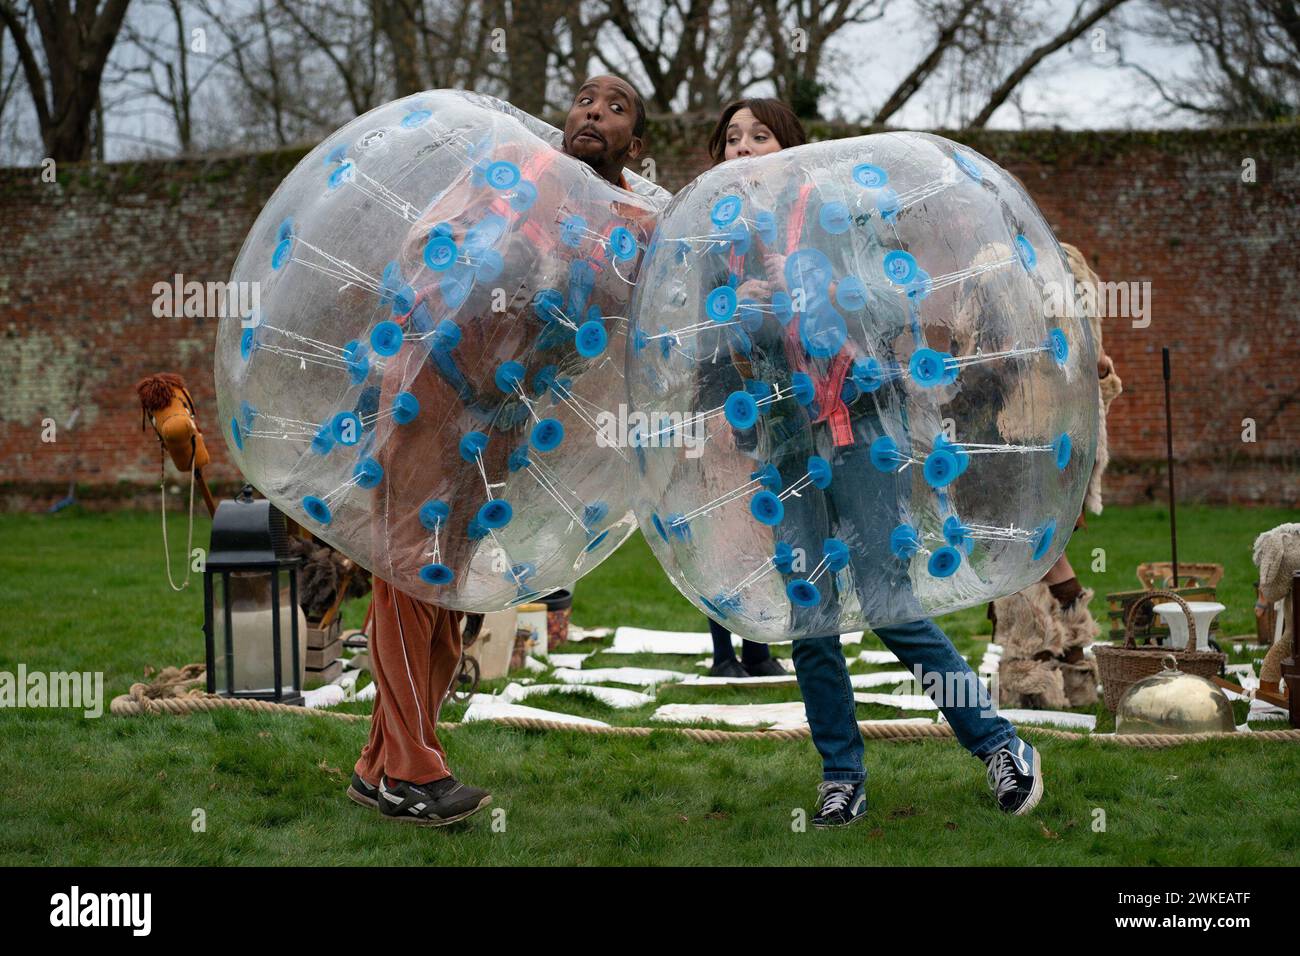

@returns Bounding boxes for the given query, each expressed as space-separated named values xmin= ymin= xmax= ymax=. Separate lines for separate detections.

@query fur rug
xmin=995 ymin=582 xmax=1100 ymax=709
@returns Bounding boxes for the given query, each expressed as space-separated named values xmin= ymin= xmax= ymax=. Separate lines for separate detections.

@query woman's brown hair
xmin=707 ymin=98 xmax=807 ymax=166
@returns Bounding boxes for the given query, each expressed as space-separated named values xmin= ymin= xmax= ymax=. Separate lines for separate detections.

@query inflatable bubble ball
xmin=215 ymin=91 xmax=668 ymax=611
xmin=627 ymin=131 xmax=1098 ymax=643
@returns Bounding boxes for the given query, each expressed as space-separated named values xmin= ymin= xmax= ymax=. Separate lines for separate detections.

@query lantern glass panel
xmin=212 ymin=569 xmax=305 ymax=695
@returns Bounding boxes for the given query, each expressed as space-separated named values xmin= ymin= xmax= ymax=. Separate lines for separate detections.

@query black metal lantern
xmin=203 ymin=484 xmax=304 ymax=705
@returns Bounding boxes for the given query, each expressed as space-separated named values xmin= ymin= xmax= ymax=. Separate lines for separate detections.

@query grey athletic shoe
xmin=378 ymin=775 xmax=492 ymax=826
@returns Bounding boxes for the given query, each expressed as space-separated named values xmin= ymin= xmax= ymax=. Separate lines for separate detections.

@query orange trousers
xmin=354 ymin=577 xmax=463 ymax=787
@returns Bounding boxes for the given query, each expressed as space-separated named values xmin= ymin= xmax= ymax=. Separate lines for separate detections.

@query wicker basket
xmin=1094 ymin=590 xmax=1226 ymax=713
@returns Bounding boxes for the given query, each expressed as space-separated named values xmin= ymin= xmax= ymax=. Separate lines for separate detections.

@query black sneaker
xmin=812 ymin=781 xmax=868 ymax=828
xmin=982 ymin=736 xmax=1043 ymax=815
xmin=378 ymin=775 xmax=492 ymax=826
xmin=742 ymin=657 xmax=787 ymax=678
xmin=347 ymin=772 xmax=379 ymax=809
xmin=708 ymin=658 xmax=749 ymax=678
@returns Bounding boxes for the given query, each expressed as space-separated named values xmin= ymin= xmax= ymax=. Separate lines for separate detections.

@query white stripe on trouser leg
xmin=392 ymin=590 xmax=447 ymax=774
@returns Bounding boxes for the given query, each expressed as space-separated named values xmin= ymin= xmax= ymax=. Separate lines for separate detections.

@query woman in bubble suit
xmin=698 ymin=99 xmax=1041 ymax=827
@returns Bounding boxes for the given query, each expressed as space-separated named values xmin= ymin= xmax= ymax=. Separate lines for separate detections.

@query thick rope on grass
xmin=110 ymin=689 xmax=1300 ymax=747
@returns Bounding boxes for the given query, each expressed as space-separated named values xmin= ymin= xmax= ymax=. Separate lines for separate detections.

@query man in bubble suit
xmin=348 ymin=76 xmax=651 ymax=826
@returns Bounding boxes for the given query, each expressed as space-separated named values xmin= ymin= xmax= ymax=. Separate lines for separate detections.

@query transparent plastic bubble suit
xmin=215 ymin=91 xmax=668 ymax=610
xmin=627 ymin=132 xmax=1098 ymax=642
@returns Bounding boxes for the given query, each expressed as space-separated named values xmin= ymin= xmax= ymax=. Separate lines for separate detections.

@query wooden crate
xmin=306 ymin=638 xmax=342 ymax=669
xmin=305 ymin=616 xmax=343 ymax=650
xmin=305 ymin=659 xmax=342 ymax=686
xmin=1105 ymin=586 xmax=1219 ymax=644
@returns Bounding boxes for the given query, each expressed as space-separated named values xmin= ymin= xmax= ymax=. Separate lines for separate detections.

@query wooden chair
xmin=1136 ymin=561 xmax=1224 ymax=590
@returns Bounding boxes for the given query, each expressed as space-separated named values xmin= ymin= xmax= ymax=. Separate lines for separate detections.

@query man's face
xmin=562 ymin=76 xmax=642 ymax=171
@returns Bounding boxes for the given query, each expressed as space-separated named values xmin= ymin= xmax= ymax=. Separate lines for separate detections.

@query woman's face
xmin=723 ymin=108 xmax=783 ymax=161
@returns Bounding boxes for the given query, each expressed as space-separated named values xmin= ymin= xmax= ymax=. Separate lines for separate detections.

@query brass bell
xmin=1115 ymin=654 xmax=1236 ymax=735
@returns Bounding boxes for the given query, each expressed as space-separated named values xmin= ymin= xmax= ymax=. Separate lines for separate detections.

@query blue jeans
xmin=779 ymin=413 xmax=1016 ymax=782
xmin=792 ymin=624 xmax=1015 ymax=783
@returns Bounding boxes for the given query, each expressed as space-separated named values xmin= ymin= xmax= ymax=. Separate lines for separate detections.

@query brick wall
xmin=2 ymin=121 xmax=1297 ymax=510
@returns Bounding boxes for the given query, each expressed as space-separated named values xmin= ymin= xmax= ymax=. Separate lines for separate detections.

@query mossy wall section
xmin=2 ymin=121 xmax=1297 ymax=509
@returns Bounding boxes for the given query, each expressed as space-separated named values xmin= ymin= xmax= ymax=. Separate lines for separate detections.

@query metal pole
xmin=1162 ymin=347 xmax=1178 ymax=585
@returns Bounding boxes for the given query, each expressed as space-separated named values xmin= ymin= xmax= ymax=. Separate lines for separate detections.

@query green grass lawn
xmin=1 ymin=504 xmax=1297 ymax=865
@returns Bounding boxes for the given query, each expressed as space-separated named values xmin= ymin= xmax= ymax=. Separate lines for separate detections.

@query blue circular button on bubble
xmin=772 ymin=291 xmax=794 ymax=326
xmin=560 ymin=215 xmax=587 ymax=248
xmin=791 ymin=372 xmax=815 ymax=406
xmin=632 ymin=328 xmax=649 ymax=352
xmin=271 ymin=237 xmax=293 ymax=270
xmin=327 ymin=160 xmax=355 ymax=190
xmin=651 ymin=513 xmax=669 ymax=542
xmin=495 ymin=360 xmax=525 ymax=393
xmin=276 ymin=218 xmax=294 ymax=243
xmin=853 ymin=163 xmax=889 ymax=189
xmin=924 ymin=448 xmax=960 ymax=489
xmin=905 ymin=268 xmax=934 ymax=301
xmin=432 ymin=319 xmax=461 ymax=352
xmin=533 ymin=288 xmax=564 ymax=322
xmin=508 ymin=446 xmax=531 ymax=472
xmin=711 ymin=195 xmax=742 ymax=227
xmin=1047 ymin=328 xmax=1069 ymax=367
xmin=753 ymin=210 xmax=777 ymax=244
xmin=909 ymin=348 xmax=953 ymax=388
xmin=506 ymin=178 xmax=538 ymax=212
xmin=928 ymin=546 xmax=962 ymax=579
xmin=706 ymin=285 xmax=738 ymax=322
xmin=392 ymin=391 xmax=419 ymax=425
xmin=665 ymin=513 xmax=691 ymax=541
xmin=774 ymin=542 xmax=796 ymax=573
xmin=429 ymin=222 xmax=454 ymax=240
xmin=505 ymin=563 xmax=536 ymax=585
xmin=439 ymin=268 xmax=474 ymax=309
xmin=1031 ymin=519 xmax=1057 ymax=561
xmin=532 ymin=364 xmax=558 ymax=397
xmin=700 ymin=596 xmax=725 ymax=619
xmin=943 ymin=515 xmax=973 ymax=552
xmin=870 ymin=436 xmax=901 ymax=472
xmin=239 ymin=400 xmax=257 ymax=431
xmin=800 ymin=308 xmax=847 ymax=359
xmin=324 ymin=143 xmax=349 ymax=165
xmin=823 ymin=538 xmax=850 ymax=572
xmin=852 ymin=357 xmax=884 ymax=393
xmin=459 ymin=430 xmax=488 ymax=462
xmin=725 ymin=221 xmax=751 ymax=255
xmin=310 ymin=423 xmax=334 ymax=455
xmin=485 ymin=160 xmax=520 ymax=190
xmin=584 ymin=529 xmax=611 ymax=553
xmin=473 ymin=249 xmax=504 ymax=283
xmin=466 ymin=518 xmax=488 ymax=541
xmin=354 ymin=457 xmax=383 ymax=489
xmin=303 ymin=495 xmax=332 ymax=525
xmin=331 ymin=410 xmax=362 ymax=445
xmin=583 ymin=501 xmax=609 ymax=529
xmin=808 ymin=456 xmax=833 ymax=489
xmin=725 ymin=390 xmax=758 ymax=430
xmin=876 ymin=187 xmax=901 ymax=221
xmin=477 ymin=499 xmax=513 ymax=529
xmin=390 ymin=284 xmax=414 ymax=316
xmin=531 ymin=418 xmax=564 ymax=452
xmin=752 ymin=463 xmax=782 ymax=491
xmin=370 ymin=320 xmax=404 ymax=356
xmin=952 ymin=150 xmax=982 ymax=182
xmin=785 ymin=248 xmax=834 ymax=298
xmin=575 ymin=320 xmax=608 ymax=358
xmin=1054 ymin=432 xmax=1073 ymax=470
xmin=419 ymin=563 xmax=454 ymax=586
xmin=423 ymin=235 xmax=458 ymax=271
xmin=608 ymin=226 xmax=637 ymax=261
xmin=240 ymin=328 xmax=256 ymax=361
xmin=401 ymin=108 xmax=432 ymax=128
xmin=835 ymin=275 xmax=868 ymax=311
xmin=1015 ymin=234 xmax=1037 ymax=271
xmin=465 ymin=214 xmax=507 ymax=255
xmin=229 ymin=417 xmax=244 ymax=451
xmin=342 ymin=340 xmax=370 ymax=384
xmin=419 ymin=499 xmax=450 ymax=530
xmin=750 ymin=491 xmax=785 ymax=526
xmin=819 ymin=202 xmax=851 ymax=235
xmin=890 ymin=524 xmax=921 ymax=559
xmin=788 ymin=579 xmax=821 ymax=607
xmin=883 ymin=250 xmax=917 ymax=285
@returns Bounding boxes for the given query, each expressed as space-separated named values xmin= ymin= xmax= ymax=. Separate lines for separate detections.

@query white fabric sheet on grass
xmin=943 ymin=708 xmax=1096 ymax=730
xmin=677 ymin=673 xmax=799 ymax=687
xmin=545 ymin=653 xmax=592 ymax=669
xmin=462 ymin=694 xmax=611 ymax=728
xmin=608 ymin=627 xmax=863 ymax=654
xmin=500 ymin=682 xmax=654 ymax=709
xmin=849 ymin=670 xmax=915 ymax=689
xmin=652 ymin=701 xmax=932 ymax=730
xmin=858 ymin=650 xmax=901 ymax=665
xmin=551 ymin=666 xmax=689 ymax=688
xmin=854 ymin=692 xmax=938 ymax=711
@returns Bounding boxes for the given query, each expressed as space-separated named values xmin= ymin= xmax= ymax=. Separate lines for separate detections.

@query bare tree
xmin=0 ymin=0 xmax=132 ymax=161
xmin=1124 ymin=0 xmax=1300 ymax=123
xmin=873 ymin=0 xmax=980 ymax=124
xmin=755 ymin=0 xmax=887 ymax=117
